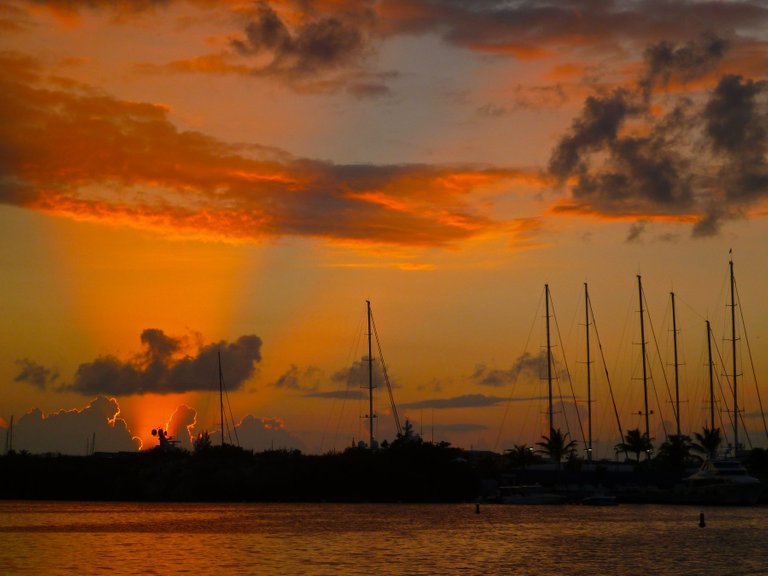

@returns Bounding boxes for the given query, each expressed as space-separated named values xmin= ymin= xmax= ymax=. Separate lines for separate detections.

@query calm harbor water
xmin=1 ymin=501 xmax=766 ymax=575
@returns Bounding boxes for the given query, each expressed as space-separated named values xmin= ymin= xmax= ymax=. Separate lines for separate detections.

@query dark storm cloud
xmin=380 ymin=0 xmax=768 ymax=58
xmin=548 ymin=87 xmax=697 ymax=219
xmin=549 ymin=36 xmax=768 ymax=234
xmin=231 ymin=2 xmax=375 ymax=79
xmin=704 ymin=75 xmax=768 ymax=197
xmin=548 ymin=89 xmax=636 ymax=177
xmin=641 ymin=33 xmax=730 ymax=98
xmin=65 ymin=329 xmax=262 ymax=396
xmin=3 ymin=396 xmax=140 ymax=455
xmin=14 ymin=358 xmax=58 ymax=390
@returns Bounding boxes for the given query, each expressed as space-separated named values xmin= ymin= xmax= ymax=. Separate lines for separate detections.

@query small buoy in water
xmin=699 ymin=513 xmax=706 ymax=528
xmin=475 ymin=503 xmax=480 ymax=514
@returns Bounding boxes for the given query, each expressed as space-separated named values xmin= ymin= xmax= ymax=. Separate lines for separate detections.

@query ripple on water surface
xmin=1 ymin=502 xmax=766 ymax=576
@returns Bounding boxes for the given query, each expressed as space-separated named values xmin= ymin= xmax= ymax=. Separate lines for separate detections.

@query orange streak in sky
xmin=550 ymin=201 xmax=700 ymax=223
xmin=465 ymin=42 xmax=551 ymax=60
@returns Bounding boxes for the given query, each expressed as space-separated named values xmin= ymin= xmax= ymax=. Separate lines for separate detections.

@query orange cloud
xmin=0 ymin=52 xmax=526 ymax=248
xmin=550 ymin=201 xmax=699 ymax=224
xmin=138 ymin=52 xmax=253 ymax=76
xmin=464 ymin=42 xmax=551 ymax=60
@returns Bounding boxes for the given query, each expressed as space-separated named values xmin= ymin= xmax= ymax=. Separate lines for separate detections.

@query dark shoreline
xmin=2 ymin=444 xmax=767 ymax=505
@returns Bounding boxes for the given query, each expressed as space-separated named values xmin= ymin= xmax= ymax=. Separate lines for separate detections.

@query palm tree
xmin=656 ymin=434 xmax=697 ymax=468
xmin=505 ymin=444 xmax=539 ymax=469
xmin=193 ymin=430 xmax=212 ymax=453
xmin=693 ymin=427 xmax=722 ymax=459
xmin=536 ymin=428 xmax=577 ymax=467
xmin=615 ymin=428 xmax=653 ymax=461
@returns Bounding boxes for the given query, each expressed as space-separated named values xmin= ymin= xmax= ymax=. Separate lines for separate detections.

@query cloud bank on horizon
xmin=0 ymin=397 xmax=304 ymax=455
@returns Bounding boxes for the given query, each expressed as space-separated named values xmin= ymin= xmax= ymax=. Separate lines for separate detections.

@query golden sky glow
xmin=3 ymin=0 xmax=768 ymax=457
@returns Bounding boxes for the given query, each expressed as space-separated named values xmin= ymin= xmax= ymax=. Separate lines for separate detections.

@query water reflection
xmin=1 ymin=502 xmax=765 ymax=575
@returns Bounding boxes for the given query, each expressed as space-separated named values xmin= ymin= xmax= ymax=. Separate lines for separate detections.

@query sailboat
xmin=361 ymin=300 xmax=402 ymax=449
xmin=499 ymin=284 xmax=567 ymax=504
xmin=680 ymin=256 xmax=762 ymax=505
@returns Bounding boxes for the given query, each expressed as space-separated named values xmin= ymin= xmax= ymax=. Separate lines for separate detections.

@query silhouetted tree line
xmin=0 ymin=441 xmax=478 ymax=502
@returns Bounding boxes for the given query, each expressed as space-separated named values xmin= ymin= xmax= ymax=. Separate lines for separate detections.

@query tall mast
xmin=5 ymin=415 xmax=12 ymax=454
xmin=638 ymin=275 xmax=650 ymax=446
xmin=729 ymin=256 xmax=739 ymax=453
xmin=585 ymin=283 xmax=593 ymax=462
xmin=545 ymin=284 xmax=553 ymax=432
xmin=218 ymin=347 xmax=225 ymax=447
xmin=706 ymin=320 xmax=715 ymax=432
xmin=671 ymin=291 xmax=680 ymax=437
xmin=367 ymin=300 xmax=375 ymax=449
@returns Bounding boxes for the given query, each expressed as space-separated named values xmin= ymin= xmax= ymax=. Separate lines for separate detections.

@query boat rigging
xmin=363 ymin=300 xmax=403 ymax=449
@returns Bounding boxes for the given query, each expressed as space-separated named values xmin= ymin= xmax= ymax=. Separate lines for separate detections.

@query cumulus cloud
xmin=165 ymin=404 xmax=197 ymax=451
xmin=271 ymin=364 xmax=321 ymax=392
xmin=234 ymin=414 xmax=304 ymax=451
xmin=14 ymin=358 xmax=58 ymax=390
xmin=471 ymin=351 xmax=549 ymax=388
xmin=0 ymin=52 xmax=526 ymax=248
xmin=65 ymin=328 xmax=262 ymax=396
xmin=331 ymin=355 xmax=395 ymax=389
xmin=2 ymin=396 xmax=140 ymax=455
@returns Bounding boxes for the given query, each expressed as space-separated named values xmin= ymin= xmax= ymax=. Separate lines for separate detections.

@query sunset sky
xmin=2 ymin=0 xmax=768 ymax=458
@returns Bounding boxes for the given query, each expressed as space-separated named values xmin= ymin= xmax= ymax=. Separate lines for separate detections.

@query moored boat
xmin=681 ymin=459 xmax=761 ymax=505
xmin=499 ymin=484 xmax=566 ymax=504
xmin=581 ymin=494 xmax=618 ymax=506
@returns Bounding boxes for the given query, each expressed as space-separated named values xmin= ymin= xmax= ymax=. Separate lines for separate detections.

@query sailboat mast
xmin=585 ymin=283 xmax=593 ymax=462
xmin=367 ymin=300 xmax=375 ymax=449
xmin=218 ymin=347 xmax=225 ymax=447
xmin=730 ymin=257 xmax=739 ymax=453
xmin=706 ymin=320 xmax=715 ymax=432
xmin=5 ymin=415 xmax=12 ymax=454
xmin=671 ymin=291 xmax=680 ymax=437
xmin=638 ymin=275 xmax=650 ymax=444
xmin=545 ymin=284 xmax=553 ymax=432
